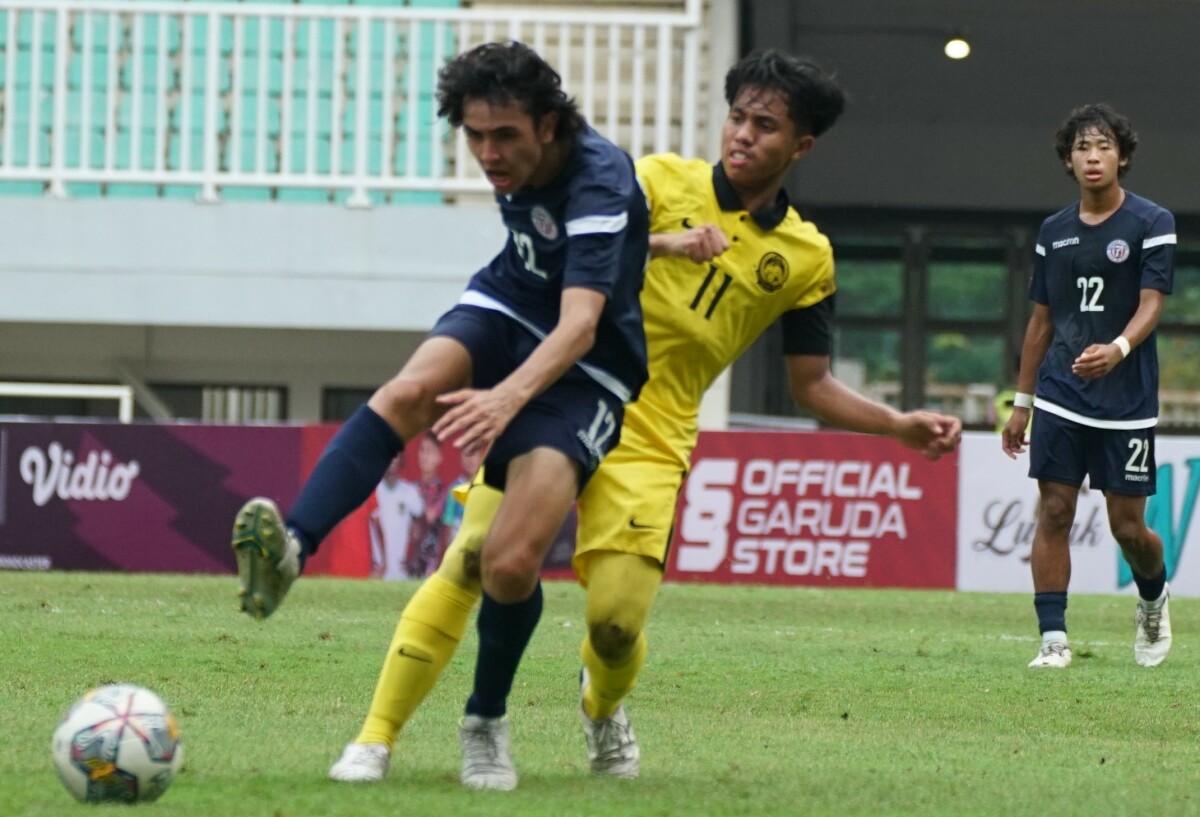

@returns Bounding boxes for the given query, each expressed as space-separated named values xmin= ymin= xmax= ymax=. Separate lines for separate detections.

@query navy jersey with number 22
xmin=1030 ymin=191 xmax=1175 ymax=427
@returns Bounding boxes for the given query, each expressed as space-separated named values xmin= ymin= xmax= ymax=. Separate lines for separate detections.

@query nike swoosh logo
xmin=682 ymin=217 xmax=694 ymax=229
xmin=629 ymin=519 xmax=657 ymax=530
xmin=396 ymin=646 xmax=433 ymax=663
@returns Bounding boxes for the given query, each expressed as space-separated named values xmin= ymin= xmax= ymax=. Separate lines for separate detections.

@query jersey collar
xmin=712 ymin=162 xmax=791 ymax=231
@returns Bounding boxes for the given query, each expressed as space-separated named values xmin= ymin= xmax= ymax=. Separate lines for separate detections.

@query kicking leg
xmin=233 ymin=337 xmax=470 ymax=620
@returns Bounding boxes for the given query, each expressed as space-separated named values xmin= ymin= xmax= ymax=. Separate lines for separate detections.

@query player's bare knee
xmin=481 ymin=550 xmax=539 ymax=603
xmin=588 ymin=618 xmax=639 ymax=663
xmin=370 ymin=378 xmax=436 ymax=430
xmin=1038 ymin=493 xmax=1076 ymax=535
xmin=1109 ymin=518 xmax=1149 ymax=551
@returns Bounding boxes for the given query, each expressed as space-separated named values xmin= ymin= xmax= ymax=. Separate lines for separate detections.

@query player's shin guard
xmin=581 ymin=632 xmax=647 ymax=720
xmin=355 ymin=574 xmax=480 ymax=748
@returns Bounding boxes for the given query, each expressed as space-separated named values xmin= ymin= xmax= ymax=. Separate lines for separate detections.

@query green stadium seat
xmin=65 ymin=182 xmax=104 ymax=198
xmin=105 ymin=182 xmax=158 ymax=198
xmin=220 ymin=186 xmax=273 ymax=202
xmin=162 ymin=183 xmax=203 ymax=200
xmin=277 ymin=187 xmax=332 ymax=203
xmin=0 ymin=181 xmax=46 ymax=196
xmin=1 ymin=1 xmax=463 ymax=201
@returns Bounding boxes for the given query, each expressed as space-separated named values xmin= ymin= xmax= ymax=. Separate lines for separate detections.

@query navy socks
xmin=466 ymin=583 xmax=545 ymax=719
xmin=1033 ymin=591 xmax=1068 ymax=634
xmin=1132 ymin=566 xmax=1167 ymax=603
xmin=286 ymin=405 xmax=403 ymax=557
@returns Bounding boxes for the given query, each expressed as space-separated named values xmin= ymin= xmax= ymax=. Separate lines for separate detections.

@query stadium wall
xmin=3 ymin=423 xmax=1197 ymax=597
xmin=0 ymin=196 xmax=504 ymax=419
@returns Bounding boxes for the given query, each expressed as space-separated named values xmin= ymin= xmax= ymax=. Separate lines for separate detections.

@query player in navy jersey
xmin=229 ymin=39 xmax=648 ymax=708
xmin=1002 ymin=104 xmax=1175 ymax=669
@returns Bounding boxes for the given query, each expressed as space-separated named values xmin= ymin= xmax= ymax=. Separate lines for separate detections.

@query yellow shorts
xmin=450 ymin=449 xmax=686 ymax=586
xmin=573 ymin=448 xmax=685 ymax=583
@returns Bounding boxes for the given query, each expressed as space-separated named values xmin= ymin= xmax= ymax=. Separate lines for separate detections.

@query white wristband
xmin=1012 ymin=392 xmax=1033 ymax=409
xmin=1113 ymin=335 xmax=1131 ymax=359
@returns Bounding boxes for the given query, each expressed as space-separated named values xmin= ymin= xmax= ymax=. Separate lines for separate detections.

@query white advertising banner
xmin=957 ymin=431 xmax=1200 ymax=596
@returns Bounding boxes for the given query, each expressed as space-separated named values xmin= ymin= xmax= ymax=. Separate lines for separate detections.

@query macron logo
xmin=1052 ymin=237 xmax=1080 ymax=249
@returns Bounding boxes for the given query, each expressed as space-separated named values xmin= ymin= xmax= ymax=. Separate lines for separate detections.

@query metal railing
xmin=0 ymin=0 xmax=703 ymax=205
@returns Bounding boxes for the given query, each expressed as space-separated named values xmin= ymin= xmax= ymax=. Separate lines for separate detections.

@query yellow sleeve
xmin=806 ymin=243 xmax=837 ymax=307
xmin=634 ymin=153 xmax=680 ymax=220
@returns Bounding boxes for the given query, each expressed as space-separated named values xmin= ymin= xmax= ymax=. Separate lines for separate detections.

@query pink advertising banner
xmin=0 ymin=421 xmax=300 ymax=573
xmin=0 ymin=420 xmax=576 ymax=579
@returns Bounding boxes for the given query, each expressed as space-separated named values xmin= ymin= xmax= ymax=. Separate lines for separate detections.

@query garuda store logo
xmin=755 ymin=252 xmax=789 ymax=292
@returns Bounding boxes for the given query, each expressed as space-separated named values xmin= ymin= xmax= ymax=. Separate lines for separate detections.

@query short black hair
xmin=436 ymin=41 xmax=583 ymax=139
xmin=724 ymin=50 xmax=846 ymax=137
xmin=1054 ymin=103 xmax=1138 ymax=178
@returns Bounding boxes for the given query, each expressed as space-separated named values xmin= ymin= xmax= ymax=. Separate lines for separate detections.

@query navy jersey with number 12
xmin=459 ymin=126 xmax=649 ymax=404
xmin=1030 ymin=191 xmax=1176 ymax=427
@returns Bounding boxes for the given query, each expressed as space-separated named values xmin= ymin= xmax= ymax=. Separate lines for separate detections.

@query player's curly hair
xmin=436 ymin=41 xmax=583 ymax=139
xmin=724 ymin=50 xmax=846 ymax=138
xmin=1054 ymin=103 xmax=1138 ymax=178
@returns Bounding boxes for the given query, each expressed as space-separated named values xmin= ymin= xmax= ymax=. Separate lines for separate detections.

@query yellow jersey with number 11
xmin=620 ymin=153 xmax=837 ymax=470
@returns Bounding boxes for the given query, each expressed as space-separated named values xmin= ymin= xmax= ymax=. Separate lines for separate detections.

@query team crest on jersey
xmin=755 ymin=252 xmax=789 ymax=292
xmin=1106 ymin=239 xmax=1131 ymax=263
xmin=530 ymin=206 xmax=559 ymax=240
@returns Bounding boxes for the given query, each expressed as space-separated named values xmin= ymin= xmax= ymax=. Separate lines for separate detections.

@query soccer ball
xmin=50 ymin=683 xmax=183 ymax=803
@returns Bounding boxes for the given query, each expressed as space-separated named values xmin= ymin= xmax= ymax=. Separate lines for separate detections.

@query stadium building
xmin=1 ymin=0 xmax=1197 ymax=430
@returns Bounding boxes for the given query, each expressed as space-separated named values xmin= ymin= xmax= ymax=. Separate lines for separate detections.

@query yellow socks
xmin=581 ymin=631 xmax=647 ymax=720
xmin=355 ymin=574 xmax=479 ymax=747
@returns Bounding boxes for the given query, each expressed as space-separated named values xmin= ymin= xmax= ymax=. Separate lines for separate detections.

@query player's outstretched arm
xmin=785 ymin=354 xmax=962 ymax=460
xmin=891 ymin=410 xmax=963 ymax=460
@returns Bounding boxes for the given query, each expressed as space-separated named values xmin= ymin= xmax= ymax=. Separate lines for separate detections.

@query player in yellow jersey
xmin=328 ymin=50 xmax=963 ymax=790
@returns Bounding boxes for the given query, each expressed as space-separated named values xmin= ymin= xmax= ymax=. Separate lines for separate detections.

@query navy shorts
xmin=429 ymin=304 xmax=625 ymax=492
xmin=1029 ymin=408 xmax=1156 ymax=496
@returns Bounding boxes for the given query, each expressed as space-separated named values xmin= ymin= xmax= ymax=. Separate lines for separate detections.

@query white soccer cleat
xmin=581 ymin=704 xmax=640 ymax=779
xmin=459 ymin=715 xmax=517 ymax=791
xmin=328 ymin=742 xmax=390 ymax=783
xmin=1135 ymin=586 xmax=1172 ymax=667
xmin=1028 ymin=641 xmax=1072 ymax=669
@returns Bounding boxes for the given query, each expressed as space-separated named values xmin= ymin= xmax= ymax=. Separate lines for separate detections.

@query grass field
xmin=2 ymin=572 xmax=1198 ymax=817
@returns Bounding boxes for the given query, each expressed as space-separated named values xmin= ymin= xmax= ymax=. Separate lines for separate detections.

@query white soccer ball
xmin=50 ymin=683 xmax=184 ymax=804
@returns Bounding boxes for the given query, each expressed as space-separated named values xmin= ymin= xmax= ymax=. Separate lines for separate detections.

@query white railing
xmin=0 ymin=0 xmax=703 ymax=205
xmin=0 ymin=382 xmax=135 ymax=422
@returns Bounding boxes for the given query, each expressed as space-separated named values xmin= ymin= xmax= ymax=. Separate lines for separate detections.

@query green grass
xmin=2 ymin=573 xmax=1198 ymax=817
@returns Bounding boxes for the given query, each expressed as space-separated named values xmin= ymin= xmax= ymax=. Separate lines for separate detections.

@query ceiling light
xmin=944 ymin=35 xmax=971 ymax=60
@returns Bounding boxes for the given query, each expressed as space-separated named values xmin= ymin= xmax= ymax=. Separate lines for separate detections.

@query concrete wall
xmin=0 ymin=197 xmax=507 ymax=419
xmin=0 ymin=197 xmax=505 ymax=330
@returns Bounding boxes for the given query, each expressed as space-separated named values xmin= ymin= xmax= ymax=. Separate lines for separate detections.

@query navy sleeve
xmin=1140 ymin=208 xmax=1176 ymax=294
xmin=1029 ymin=224 xmax=1049 ymax=305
